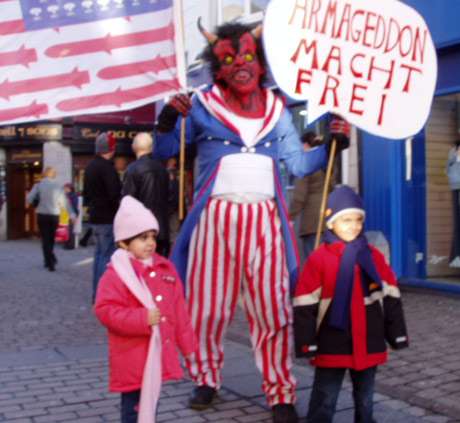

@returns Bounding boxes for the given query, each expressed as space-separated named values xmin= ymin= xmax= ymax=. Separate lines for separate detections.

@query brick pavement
xmin=0 ymin=240 xmax=459 ymax=422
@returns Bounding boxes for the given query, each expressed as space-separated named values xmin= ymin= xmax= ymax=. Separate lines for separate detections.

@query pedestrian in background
xmin=94 ymin=196 xmax=196 ymax=423
xmin=289 ymin=131 xmax=333 ymax=262
xmin=83 ymin=132 xmax=121 ymax=302
xmin=27 ymin=166 xmax=74 ymax=271
xmin=293 ymin=185 xmax=409 ymax=423
xmin=122 ymin=132 xmax=170 ymax=257
xmin=446 ymin=139 xmax=460 ymax=268
xmin=63 ymin=183 xmax=79 ymax=250
xmin=166 ymin=157 xmax=180 ymax=244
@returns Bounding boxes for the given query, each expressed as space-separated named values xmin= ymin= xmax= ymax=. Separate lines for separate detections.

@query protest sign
xmin=263 ymin=0 xmax=437 ymax=139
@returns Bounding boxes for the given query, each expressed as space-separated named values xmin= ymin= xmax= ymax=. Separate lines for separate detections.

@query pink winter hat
xmin=114 ymin=196 xmax=159 ymax=242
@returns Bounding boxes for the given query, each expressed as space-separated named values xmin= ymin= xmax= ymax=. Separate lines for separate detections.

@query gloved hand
xmin=326 ymin=114 xmax=350 ymax=154
xmin=156 ymin=94 xmax=192 ymax=133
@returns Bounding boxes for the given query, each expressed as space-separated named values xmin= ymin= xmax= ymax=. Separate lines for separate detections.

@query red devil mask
xmin=212 ymin=32 xmax=264 ymax=95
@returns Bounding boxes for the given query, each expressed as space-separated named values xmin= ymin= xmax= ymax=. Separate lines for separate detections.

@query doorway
xmin=7 ymin=162 xmax=42 ymax=239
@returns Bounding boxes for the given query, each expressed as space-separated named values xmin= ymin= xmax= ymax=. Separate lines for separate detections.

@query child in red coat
xmin=94 ymin=196 xmax=196 ymax=423
xmin=293 ymin=185 xmax=408 ymax=423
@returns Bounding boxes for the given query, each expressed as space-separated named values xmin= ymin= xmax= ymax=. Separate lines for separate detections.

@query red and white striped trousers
xmin=184 ymin=197 xmax=297 ymax=406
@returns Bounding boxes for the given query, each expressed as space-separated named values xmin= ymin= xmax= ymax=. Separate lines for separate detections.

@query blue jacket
xmin=154 ymin=87 xmax=327 ymax=293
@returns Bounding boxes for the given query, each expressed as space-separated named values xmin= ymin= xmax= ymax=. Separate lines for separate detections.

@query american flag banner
xmin=0 ymin=0 xmax=186 ymax=124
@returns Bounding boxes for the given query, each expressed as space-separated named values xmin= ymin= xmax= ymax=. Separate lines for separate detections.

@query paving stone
xmin=203 ymin=408 xmax=245 ymax=420
xmin=406 ymin=406 xmax=428 ymax=417
xmin=235 ymin=411 xmax=272 ymax=422
xmin=33 ymin=412 xmax=78 ymax=422
xmin=214 ymin=399 xmax=253 ymax=410
xmin=2 ymin=408 xmax=48 ymax=419
xmin=70 ymin=417 xmax=104 ymax=423
xmin=423 ymin=415 xmax=451 ymax=423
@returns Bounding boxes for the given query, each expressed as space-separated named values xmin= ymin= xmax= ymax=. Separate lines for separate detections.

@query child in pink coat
xmin=94 ymin=196 xmax=196 ymax=423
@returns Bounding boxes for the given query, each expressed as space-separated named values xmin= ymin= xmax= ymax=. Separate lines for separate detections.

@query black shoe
xmin=272 ymin=404 xmax=298 ymax=423
xmin=189 ymin=385 xmax=217 ymax=410
xmin=48 ymin=265 xmax=55 ymax=272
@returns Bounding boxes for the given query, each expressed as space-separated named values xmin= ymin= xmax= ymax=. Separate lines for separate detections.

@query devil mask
xmin=199 ymin=21 xmax=266 ymax=95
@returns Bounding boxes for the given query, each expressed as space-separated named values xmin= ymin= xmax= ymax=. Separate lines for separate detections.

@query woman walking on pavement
xmin=27 ymin=167 xmax=75 ymax=271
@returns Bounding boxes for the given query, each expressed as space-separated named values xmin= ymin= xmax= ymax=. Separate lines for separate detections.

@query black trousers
xmin=121 ymin=390 xmax=140 ymax=423
xmin=37 ymin=214 xmax=59 ymax=268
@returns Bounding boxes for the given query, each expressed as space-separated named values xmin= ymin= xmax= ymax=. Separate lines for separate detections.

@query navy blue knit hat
xmin=325 ymin=185 xmax=365 ymax=228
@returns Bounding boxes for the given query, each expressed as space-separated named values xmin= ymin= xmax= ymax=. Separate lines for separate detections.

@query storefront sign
xmin=73 ymin=124 xmax=152 ymax=143
xmin=0 ymin=124 xmax=62 ymax=141
xmin=10 ymin=150 xmax=42 ymax=162
xmin=264 ymin=0 xmax=437 ymax=139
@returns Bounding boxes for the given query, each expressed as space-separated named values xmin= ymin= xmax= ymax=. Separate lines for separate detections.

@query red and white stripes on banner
xmin=185 ymin=198 xmax=297 ymax=406
xmin=0 ymin=0 xmax=185 ymax=124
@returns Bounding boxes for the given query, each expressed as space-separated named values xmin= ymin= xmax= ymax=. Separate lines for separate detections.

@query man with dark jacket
xmin=122 ymin=132 xmax=170 ymax=256
xmin=83 ymin=132 xmax=121 ymax=301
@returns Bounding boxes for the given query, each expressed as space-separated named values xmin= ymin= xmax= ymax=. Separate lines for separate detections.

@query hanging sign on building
xmin=73 ymin=124 xmax=153 ymax=143
xmin=263 ymin=0 xmax=437 ymax=139
xmin=0 ymin=124 xmax=62 ymax=141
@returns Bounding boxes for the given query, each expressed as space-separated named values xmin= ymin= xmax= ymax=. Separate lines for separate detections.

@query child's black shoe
xmin=272 ymin=404 xmax=298 ymax=423
xmin=188 ymin=385 xmax=216 ymax=410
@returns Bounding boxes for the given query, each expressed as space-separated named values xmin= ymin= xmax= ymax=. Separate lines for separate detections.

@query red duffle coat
xmin=94 ymin=253 xmax=196 ymax=392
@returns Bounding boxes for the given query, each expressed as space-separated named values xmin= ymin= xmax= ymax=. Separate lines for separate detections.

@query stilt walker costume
xmin=154 ymin=22 xmax=344 ymax=423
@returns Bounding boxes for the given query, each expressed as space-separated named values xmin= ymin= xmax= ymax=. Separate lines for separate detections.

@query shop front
xmin=0 ymin=119 xmax=154 ymax=240
xmin=0 ymin=123 xmax=60 ymax=239
xmin=360 ymin=0 xmax=460 ymax=288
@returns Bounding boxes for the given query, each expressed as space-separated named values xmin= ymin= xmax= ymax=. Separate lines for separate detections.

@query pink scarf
xmin=111 ymin=248 xmax=162 ymax=423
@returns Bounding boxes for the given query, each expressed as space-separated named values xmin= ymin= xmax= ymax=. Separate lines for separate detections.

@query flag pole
xmin=173 ymin=0 xmax=187 ymax=89
xmin=173 ymin=0 xmax=187 ymax=222
xmin=178 ymin=118 xmax=186 ymax=221
xmin=314 ymin=138 xmax=337 ymax=248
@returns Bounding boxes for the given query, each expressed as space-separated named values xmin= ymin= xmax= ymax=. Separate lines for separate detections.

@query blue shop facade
xmin=361 ymin=0 xmax=460 ymax=287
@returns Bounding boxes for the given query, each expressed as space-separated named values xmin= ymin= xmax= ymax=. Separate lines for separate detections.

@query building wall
xmin=426 ymin=96 xmax=459 ymax=276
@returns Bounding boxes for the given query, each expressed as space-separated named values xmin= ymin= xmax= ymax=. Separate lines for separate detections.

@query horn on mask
xmin=251 ymin=24 xmax=263 ymax=39
xmin=197 ymin=17 xmax=218 ymax=45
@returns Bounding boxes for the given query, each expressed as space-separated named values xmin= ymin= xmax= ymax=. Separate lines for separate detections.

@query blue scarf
xmin=324 ymin=230 xmax=382 ymax=331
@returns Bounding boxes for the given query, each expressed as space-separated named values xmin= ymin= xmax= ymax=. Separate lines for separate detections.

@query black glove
xmin=156 ymin=94 xmax=192 ymax=133
xmin=326 ymin=133 xmax=350 ymax=154
xmin=326 ymin=115 xmax=350 ymax=155
xmin=156 ymin=104 xmax=180 ymax=133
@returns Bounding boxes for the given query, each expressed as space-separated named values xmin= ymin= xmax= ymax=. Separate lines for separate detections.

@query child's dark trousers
xmin=307 ymin=366 xmax=377 ymax=423
xmin=121 ymin=390 xmax=140 ymax=423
